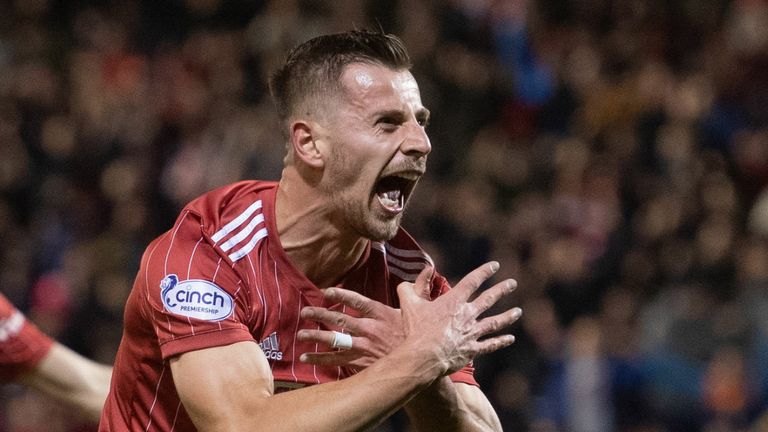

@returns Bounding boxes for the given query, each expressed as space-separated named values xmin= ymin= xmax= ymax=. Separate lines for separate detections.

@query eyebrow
xmin=371 ymin=107 xmax=431 ymax=123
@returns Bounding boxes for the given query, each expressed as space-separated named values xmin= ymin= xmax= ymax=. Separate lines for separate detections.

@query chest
xmin=238 ymin=250 xmax=396 ymax=386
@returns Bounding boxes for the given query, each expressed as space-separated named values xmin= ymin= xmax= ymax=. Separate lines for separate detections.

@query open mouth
xmin=374 ymin=173 xmax=420 ymax=214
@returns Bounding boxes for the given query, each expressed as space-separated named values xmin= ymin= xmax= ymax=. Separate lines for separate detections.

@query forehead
xmin=339 ymin=63 xmax=423 ymax=110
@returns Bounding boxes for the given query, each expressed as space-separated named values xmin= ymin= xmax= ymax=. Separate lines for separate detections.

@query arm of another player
xmin=18 ymin=342 xmax=113 ymax=422
xmin=0 ymin=293 xmax=111 ymax=422
xmin=171 ymin=262 xmax=517 ymax=431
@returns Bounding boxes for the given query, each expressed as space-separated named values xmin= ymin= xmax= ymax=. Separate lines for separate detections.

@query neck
xmin=275 ymin=167 xmax=368 ymax=288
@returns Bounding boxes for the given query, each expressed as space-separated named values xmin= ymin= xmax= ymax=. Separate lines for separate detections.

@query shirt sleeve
xmin=431 ymin=274 xmax=479 ymax=387
xmin=0 ymin=293 xmax=54 ymax=381
xmin=138 ymin=210 xmax=257 ymax=360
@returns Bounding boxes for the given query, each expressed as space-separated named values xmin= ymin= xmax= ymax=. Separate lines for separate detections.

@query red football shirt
xmin=100 ymin=181 xmax=476 ymax=431
xmin=0 ymin=293 xmax=54 ymax=381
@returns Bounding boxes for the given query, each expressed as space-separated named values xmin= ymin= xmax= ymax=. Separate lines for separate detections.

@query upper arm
xmin=170 ymin=341 xmax=273 ymax=431
xmin=141 ymin=211 xmax=255 ymax=360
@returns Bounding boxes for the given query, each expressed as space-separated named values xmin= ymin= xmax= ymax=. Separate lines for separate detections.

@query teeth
xmin=377 ymin=189 xmax=402 ymax=209
xmin=384 ymin=190 xmax=400 ymax=201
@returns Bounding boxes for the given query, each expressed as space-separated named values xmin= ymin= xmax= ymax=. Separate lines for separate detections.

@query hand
xmin=398 ymin=262 xmax=521 ymax=375
xmin=299 ymin=262 xmax=521 ymax=376
xmin=297 ymin=288 xmax=413 ymax=370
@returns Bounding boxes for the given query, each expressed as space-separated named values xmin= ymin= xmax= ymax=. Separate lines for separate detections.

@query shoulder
xmin=184 ymin=180 xmax=276 ymax=226
xmin=174 ymin=180 xmax=276 ymax=262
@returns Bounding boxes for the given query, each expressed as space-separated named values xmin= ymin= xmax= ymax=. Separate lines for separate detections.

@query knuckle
xmin=355 ymin=339 xmax=372 ymax=354
xmin=334 ymin=315 xmax=347 ymax=327
xmin=484 ymin=320 xmax=499 ymax=335
xmin=482 ymin=295 xmax=496 ymax=311
xmin=488 ymin=318 xmax=501 ymax=332
xmin=470 ymin=273 xmax=485 ymax=287
xmin=353 ymin=298 xmax=367 ymax=311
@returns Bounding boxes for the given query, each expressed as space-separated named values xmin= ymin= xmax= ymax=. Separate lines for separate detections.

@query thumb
xmin=415 ymin=265 xmax=434 ymax=300
xmin=397 ymin=266 xmax=434 ymax=305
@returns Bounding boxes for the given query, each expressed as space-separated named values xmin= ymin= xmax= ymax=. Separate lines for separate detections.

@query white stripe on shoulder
xmin=220 ymin=213 xmax=265 ymax=252
xmin=386 ymin=254 xmax=428 ymax=271
xmin=384 ymin=243 xmax=434 ymax=266
xmin=228 ymin=227 xmax=268 ymax=262
xmin=389 ymin=266 xmax=417 ymax=282
xmin=211 ymin=200 xmax=263 ymax=243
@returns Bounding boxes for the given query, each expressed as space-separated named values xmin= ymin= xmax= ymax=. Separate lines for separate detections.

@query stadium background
xmin=1 ymin=0 xmax=768 ymax=430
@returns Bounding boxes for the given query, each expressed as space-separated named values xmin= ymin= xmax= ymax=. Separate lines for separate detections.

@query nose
xmin=401 ymin=121 xmax=432 ymax=157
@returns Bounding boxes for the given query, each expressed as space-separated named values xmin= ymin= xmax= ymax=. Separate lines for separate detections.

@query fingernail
xmin=490 ymin=261 xmax=500 ymax=272
xmin=506 ymin=279 xmax=517 ymax=292
xmin=299 ymin=354 xmax=308 ymax=362
xmin=324 ymin=288 xmax=336 ymax=297
xmin=512 ymin=307 xmax=523 ymax=319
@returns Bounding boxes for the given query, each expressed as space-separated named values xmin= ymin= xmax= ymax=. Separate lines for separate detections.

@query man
xmin=100 ymin=30 xmax=521 ymax=431
xmin=0 ymin=292 xmax=112 ymax=422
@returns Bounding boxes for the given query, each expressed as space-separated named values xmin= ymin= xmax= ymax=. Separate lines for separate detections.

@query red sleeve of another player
xmin=140 ymin=211 xmax=256 ymax=360
xmin=430 ymin=274 xmax=479 ymax=387
xmin=0 ymin=293 xmax=54 ymax=381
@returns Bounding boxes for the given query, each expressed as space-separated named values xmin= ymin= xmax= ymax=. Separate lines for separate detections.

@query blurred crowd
xmin=1 ymin=0 xmax=768 ymax=430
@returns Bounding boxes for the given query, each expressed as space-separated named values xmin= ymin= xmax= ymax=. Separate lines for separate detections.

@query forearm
xmin=20 ymin=343 xmax=112 ymax=422
xmin=178 ymin=342 xmax=446 ymax=432
xmin=404 ymin=378 xmax=503 ymax=432
xmin=267 ymin=351 xmax=437 ymax=431
xmin=181 ymin=263 xmax=518 ymax=431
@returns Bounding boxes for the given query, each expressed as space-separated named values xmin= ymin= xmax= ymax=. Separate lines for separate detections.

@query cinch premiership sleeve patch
xmin=142 ymin=210 xmax=255 ymax=360
xmin=160 ymin=274 xmax=234 ymax=321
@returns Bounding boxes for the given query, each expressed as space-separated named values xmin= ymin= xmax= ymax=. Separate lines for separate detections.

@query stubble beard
xmin=323 ymin=151 xmax=401 ymax=242
xmin=328 ymin=186 xmax=401 ymax=242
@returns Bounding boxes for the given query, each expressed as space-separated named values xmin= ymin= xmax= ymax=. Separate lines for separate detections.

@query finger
xmin=474 ymin=334 xmax=517 ymax=356
xmin=300 ymin=307 xmax=360 ymax=332
xmin=474 ymin=307 xmax=522 ymax=338
xmin=297 ymin=329 xmax=361 ymax=350
xmin=414 ymin=266 xmax=434 ymax=300
xmin=323 ymin=288 xmax=375 ymax=315
xmin=299 ymin=351 xmax=360 ymax=366
xmin=452 ymin=261 xmax=500 ymax=301
xmin=470 ymin=279 xmax=517 ymax=316
xmin=296 ymin=328 xmax=336 ymax=346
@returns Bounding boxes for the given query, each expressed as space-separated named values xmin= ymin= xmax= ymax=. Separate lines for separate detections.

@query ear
xmin=289 ymin=120 xmax=325 ymax=169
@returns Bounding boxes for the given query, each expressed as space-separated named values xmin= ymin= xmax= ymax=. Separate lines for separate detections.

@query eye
xmin=415 ymin=108 xmax=430 ymax=129
xmin=377 ymin=116 xmax=397 ymax=126
xmin=375 ymin=116 xmax=402 ymax=131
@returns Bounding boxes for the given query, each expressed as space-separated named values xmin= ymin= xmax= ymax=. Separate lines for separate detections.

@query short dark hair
xmin=269 ymin=30 xmax=412 ymax=129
